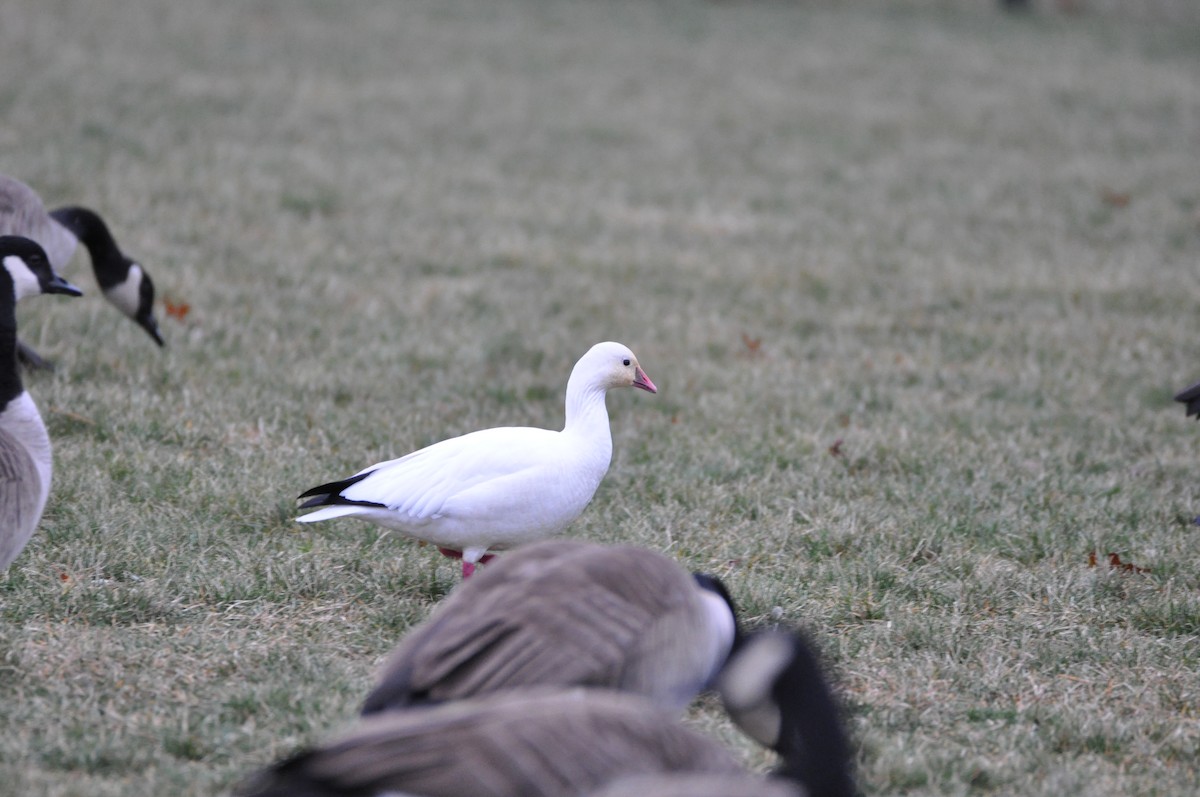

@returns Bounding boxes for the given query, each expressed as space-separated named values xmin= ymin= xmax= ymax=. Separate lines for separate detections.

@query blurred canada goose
xmin=296 ymin=342 xmax=657 ymax=578
xmin=585 ymin=772 xmax=805 ymax=797
xmin=0 ymin=174 xmax=163 ymax=368
xmin=360 ymin=539 xmax=739 ymax=715
xmin=234 ymin=688 xmax=743 ymax=797
xmin=716 ymin=630 xmax=856 ymax=797
xmin=1174 ymin=379 xmax=1200 ymax=418
xmin=585 ymin=630 xmax=857 ymax=797
xmin=0 ymin=235 xmax=83 ymax=570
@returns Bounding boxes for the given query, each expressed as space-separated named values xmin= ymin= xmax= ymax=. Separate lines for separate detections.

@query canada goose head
xmin=718 ymin=629 xmax=857 ymax=797
xmin=0 ymin=235 xmax=83 ymax=301
xmin=48 ymin=206 xmax=164 ymax=346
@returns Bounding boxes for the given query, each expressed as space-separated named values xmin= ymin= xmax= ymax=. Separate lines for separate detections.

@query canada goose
xmin=1174 ymin=379 xmax=1200 ymax=418
xmin=716 ymin=630 xmax=857 ymax=797
xmin=0 ymin=235 xmax=83 ymax=570
xmin=585 ymin=630 xmax=858 ymax=797
xmin=296 ymin=342 xmax=657 ymax=577
xmin=234 ymin=688 xmax=743 ymax=797
xmin=0 ymin=174 xmax=164 ymax=368
xmin=584 ymin=772 xmax=805 ymax=797
xmin=360 ymin=539 xmax=739 ymax=715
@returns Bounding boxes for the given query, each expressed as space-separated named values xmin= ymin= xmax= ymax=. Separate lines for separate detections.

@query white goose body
xmin=297 ymin=342 xmax=656 ymax=576
xmin=360 ymin=540 xmax=739 ymax=715
xmin=0 ymin=236 xmax=82 ymax=570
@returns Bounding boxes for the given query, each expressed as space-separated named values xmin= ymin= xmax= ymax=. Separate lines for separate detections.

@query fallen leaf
xmin=1088 ymin=550 xmax=1150 ymax=573
xmin=1107 ymin=552 xmax=1150 ymax=574
xmin=164 ymin=298 xmax=191 ymax=320
xmin=1100 ymin=188 xmax=1131 ymax=208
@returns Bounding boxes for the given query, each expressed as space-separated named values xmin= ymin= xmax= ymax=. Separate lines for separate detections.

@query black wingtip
xmin=297 ymin=471 xmax=376 ymax=505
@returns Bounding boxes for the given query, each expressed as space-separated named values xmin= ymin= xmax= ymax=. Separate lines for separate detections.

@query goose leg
xmin=16 ymin=339 xmax=54 ymax=371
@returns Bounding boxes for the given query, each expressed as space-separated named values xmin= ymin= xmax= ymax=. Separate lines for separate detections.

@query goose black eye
xmin=623 ymin=358 xmax=631 ymax=366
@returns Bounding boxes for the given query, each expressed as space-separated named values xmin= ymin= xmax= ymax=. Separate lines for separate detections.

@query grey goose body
xmin=0 ymin=175 xmax=163 ymax=368
xmin=0 ymin=236 xmax=82 ymax=569
xmin=360 ymin=539 xmax=739 ymax=715
xmin=236 ymin=687 xmax=744 ymax=797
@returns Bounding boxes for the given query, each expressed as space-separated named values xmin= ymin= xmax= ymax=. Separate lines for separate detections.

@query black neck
xmin=49 ymin=206 xmax=126 ymax=289
xmin=0 ymin=272 xmax=22 ymax=406
xmin=772 ymin=635 xmax=857 ymax=797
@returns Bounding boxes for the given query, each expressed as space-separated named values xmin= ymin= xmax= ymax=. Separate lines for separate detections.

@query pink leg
xmin=436 ymin=547 xmax=495 ymax=578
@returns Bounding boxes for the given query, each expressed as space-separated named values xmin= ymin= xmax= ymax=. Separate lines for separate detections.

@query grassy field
xmin=2 ymin=0 xmax=1198 ymax=794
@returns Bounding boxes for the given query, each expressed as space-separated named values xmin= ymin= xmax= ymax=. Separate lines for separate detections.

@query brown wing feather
xmin=363 ymin=541 xmax=719 ymax=712
xmin=238 ymin=689 xmax=742 ymax=797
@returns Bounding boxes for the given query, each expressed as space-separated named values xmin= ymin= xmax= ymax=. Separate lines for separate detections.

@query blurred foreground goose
xmin=0 ymin=236 xmax=83 ymax=570
xmin=588 ymin=630 xmax=859 ymax=797
xmin=234 ymin=688 xmax=742 ymax=797
xmin=297 ymin=342 xmax=657 ymax=577
xmin=0 ymin=174 xmax=164 ymax=367
xmin=235 ymin=630 xmax=857 ymax=797
xmin=1174 ymin=379 xmax=1200 ymax=419
xmin=360 ymin=539 xmax=739 ymax=715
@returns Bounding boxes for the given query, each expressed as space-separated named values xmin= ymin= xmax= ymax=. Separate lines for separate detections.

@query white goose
xmin=0 ymin=174 xmax=164 ymax=368
xmin=360 ymin=539 xmax=739 ymax=714
xmin=297 ymin=342 xmax=657 ymax=577
xmin=0 ymin=236 xmax=84 ymax=570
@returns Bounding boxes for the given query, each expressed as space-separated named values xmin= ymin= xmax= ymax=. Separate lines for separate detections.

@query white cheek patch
xmin=103 ymin=263 xmax=143 ymax=318
xmin=3 ymin=255 xmax=43 ymax=302
xmin=717 ymin=632 xmax=793 ymax=748
xmin=699 ymin=588 xmax=738 ymax=683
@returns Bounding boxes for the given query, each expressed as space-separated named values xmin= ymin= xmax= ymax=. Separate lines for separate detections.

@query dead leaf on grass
xmin=1087 ymin=550 xmax=1150 ymax=573
xmin=164 ymin=297 xmax=192 ymax=320
xmin=1099 ymin=188 xmax=1131 ymax=208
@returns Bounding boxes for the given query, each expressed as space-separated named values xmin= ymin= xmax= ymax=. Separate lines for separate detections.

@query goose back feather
xmin=360 ymin=539 xmax=738 ymax=714
xmin=235 ymin=688 xmax=742 ymax=797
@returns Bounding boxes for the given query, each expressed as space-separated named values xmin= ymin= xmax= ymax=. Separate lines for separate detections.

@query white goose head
xmin=572 ymin=341 xmax=657 ymax=394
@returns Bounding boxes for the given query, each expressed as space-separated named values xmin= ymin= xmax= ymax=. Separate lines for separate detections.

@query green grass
xmin=2 ymin=0 xmax=1199 ymax=794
